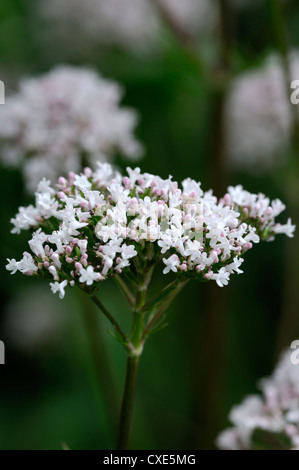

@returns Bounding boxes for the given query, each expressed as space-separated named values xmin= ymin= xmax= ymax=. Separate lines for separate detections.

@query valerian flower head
xmin=225 ymin=53 xmax=299 ymax=172
xmin=217 ymin=349 xmax=299 ymax=450
xmin=6 ymin=163 xmax=294 ymax=299
xmin=0 ymin=66 xmax=143 ymax=192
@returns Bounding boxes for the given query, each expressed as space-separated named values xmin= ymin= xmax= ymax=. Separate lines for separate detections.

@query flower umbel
xmin=6 ymin=163 xmax=294 ymax=298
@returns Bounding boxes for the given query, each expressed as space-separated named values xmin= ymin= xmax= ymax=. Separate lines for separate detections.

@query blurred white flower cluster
xmin=0 ymin=66 xmax=143 ymax=192
xmin=217 ymin=349 xmax=299 ymax=450
xmin=6 ymin=163 xmax=294 ymax=298
xmin=40 ymin=0 xmax=214 ymax=54
xmin=225 ymin=53 xmax=299 ymax=172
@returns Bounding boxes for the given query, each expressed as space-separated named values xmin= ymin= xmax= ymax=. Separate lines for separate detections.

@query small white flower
xmin=79 ymin=265 xmax=101 ymax=286
xmin=10 ymin=205 xmax=40 ymax=234
xmin=210 ymin=268 xmax=230 ymax=287
xmin=17 ymin=253 xmax=38 ymax=274
xmin=28 ymin=229 xmax=48 ymax=257
xmin=50 ymin=280 xmax=68 ymax=299
xmin=121 ymin=244 xmax=137 ymax=260
xmin=162 ymin=254 xmax=180 ymax=274
xmin=225 ymin=257 xmax=244 ymax=274
xmin=273 ymin=218 xmax=296 ymax=238
xmin=74 ymin=175 xmax=92 ymax=191
xmin=48 ymin=265 xmax=59 ymax=281
xmin=6 ymin=258 xmax=19 ymax=274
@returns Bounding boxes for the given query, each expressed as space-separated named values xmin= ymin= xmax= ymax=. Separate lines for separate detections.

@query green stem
xmin=116 ymin=271 xmax=149 ymax=450
xmin=116 ymin=355 xmax=140 ymax=450
xmin=115 ymin=261 xmax=187 ymax=449
xmin=142 ymin=279 xmax=188 ymax=340
xmin=141 ymin=280 xmax=178 ymax=313
xmin=91 ymin=294 xmax=127 ymax=344
xmin=131 ymin=289 xmax=146 ymax=347
xmin=114 ymin=274 xmax=135 ymax=307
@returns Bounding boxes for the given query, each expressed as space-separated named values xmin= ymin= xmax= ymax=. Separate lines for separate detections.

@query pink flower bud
xmin=84 ymin=167 xmax=92 ymax=177
xmin=58 ymin=191 xmax=66 ymax=200
xmin=123 ymin=177 xmax=130 ymax=187
xmin=68 ymin=171 xmax=75 ymax=183
xmin=58 ymin=176 xmax=67 ymax=187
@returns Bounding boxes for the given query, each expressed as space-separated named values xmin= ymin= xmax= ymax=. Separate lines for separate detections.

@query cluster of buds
xmin=6 ymin=163 xmax=294 ymax=300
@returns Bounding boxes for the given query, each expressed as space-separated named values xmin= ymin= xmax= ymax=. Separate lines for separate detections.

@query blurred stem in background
xmin=194 ymin=0 xmax=235 ymax=449
xmin=267 ymin=0 xmax=299 ymax=354
xmin=153 ymin=0 xmax=236 ymax=448
xmin=209 ymin=0 xmax=233 ymax=197
xmin=152 ymin=0 xmax=203 ymax=75
xmin=79 ymin=291 xmax=118 ymax=438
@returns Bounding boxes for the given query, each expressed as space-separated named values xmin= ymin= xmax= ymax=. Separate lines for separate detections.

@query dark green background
xmin=0 ymin=0 xmax=298 ymax=449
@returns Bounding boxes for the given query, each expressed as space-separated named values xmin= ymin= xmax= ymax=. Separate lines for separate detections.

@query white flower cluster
xmin=225 ymin=53 xmax=299 ymax=172
xmin=40 ymin=0 xmax=214 ymax=54
xmin=217 ymin=350 xmax=299 ymax=450
xmin=6 ymin=163 xmax=294 ymax=299
xmin=0 ymin=66 xmax=143 ymax=192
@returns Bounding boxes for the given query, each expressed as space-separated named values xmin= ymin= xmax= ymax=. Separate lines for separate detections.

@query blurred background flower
xmin=225 ymin=53 xmax=299 ymax=173
xmin=217 ymin=349 xmax=299 ymax=450
xmin=0 ymin=66 xmax=143 ymax=192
